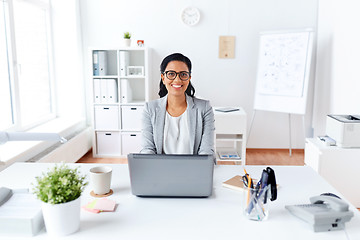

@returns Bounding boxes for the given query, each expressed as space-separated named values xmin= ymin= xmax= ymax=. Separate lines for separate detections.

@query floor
xmin=76 ymin=148 xmax=305 ymax=165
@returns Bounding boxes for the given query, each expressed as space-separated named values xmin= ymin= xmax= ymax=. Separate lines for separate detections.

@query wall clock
xmin=181 ymin=7 xmax=201 ymax=26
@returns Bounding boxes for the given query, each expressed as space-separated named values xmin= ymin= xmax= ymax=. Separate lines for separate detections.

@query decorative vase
xmin=123 ymin=38 xmax=131 ymax=47
xmin=41 ymin=197 xmax=81 ymax=236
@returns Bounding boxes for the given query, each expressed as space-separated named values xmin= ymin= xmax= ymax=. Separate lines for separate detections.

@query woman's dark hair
xmin=158 ymin=53 xmax=195 ymax=98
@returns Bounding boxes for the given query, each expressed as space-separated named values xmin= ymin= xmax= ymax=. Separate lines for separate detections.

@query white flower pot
xmin=41 ymin=197 xmax=81 ymax=237
xmin=123 ymin=38 xmax=131 ymax=47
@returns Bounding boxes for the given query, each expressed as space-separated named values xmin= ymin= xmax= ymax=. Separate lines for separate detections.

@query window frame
xmin=2 ymin=0 xmax=56 ymax=132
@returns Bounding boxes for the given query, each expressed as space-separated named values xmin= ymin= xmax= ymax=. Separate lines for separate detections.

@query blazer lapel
xmin=186 ymin=95 xmax=197 ymax=154
xmin=154 ymin=96 xmax=167 ymax=154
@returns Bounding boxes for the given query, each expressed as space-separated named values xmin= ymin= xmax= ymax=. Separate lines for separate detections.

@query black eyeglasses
xmin=162 ymin=70 xmax=191 ymax=81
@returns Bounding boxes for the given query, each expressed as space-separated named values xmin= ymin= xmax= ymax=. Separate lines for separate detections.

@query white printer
xmin=326 ymin=115 xmax=360 ymax=148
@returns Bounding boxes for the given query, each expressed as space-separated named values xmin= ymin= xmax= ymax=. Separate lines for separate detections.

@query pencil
xmin=246 ymin=175 xmax=252 ymax=206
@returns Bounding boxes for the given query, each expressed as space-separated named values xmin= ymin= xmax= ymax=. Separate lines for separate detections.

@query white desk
xmin=1 ymin=163 xmax=360 ymax=240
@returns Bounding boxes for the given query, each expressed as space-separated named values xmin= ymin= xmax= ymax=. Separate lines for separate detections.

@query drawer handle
xmin=105 ymin=133 xmax=112 ymax=136
xmin=130 ymin=108 xmax=137 ymax=110
xmin=130 ymin=134 xmax=136 ymax=137
xmin=103 ymin=107 xmax=110 ymax=110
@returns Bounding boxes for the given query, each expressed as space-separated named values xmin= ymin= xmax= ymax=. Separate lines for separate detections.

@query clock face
xmin=181 ymin=7 xmax=200 ymax=26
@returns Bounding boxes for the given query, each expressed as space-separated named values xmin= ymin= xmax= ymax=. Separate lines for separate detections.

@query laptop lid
xmin=127 ymin=154 xmax=214 ymax=197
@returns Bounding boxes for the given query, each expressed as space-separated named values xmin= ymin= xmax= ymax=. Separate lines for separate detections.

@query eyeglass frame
xmin=162 ymin=70 xmax=191 ymax=81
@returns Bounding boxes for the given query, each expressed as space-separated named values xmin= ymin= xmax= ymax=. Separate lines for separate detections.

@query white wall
xmin=80 ymin=0 xmax=318 ymax=148
xmin=313 ymin=0 xmax=360 ymax=136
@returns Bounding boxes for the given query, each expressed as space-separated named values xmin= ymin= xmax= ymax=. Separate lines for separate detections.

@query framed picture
xmin=127 ymin=66 xmax=144 ymax=76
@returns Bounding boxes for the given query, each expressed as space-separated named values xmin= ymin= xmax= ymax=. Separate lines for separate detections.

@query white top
xmin=163 ymin=109 xmax=191 ymax=154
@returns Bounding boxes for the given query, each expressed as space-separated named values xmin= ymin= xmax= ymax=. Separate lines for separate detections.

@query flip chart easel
xmin=248 ymin=29 xmax=313 ymax=155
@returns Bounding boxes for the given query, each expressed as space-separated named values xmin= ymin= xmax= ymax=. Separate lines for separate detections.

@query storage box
xmin=96 ymin=131 xmax=121 ymax=156
xmin=121 ymin=106 xmax=144 ymax=131
xmin=121 ymin=132 xmax=142 ymax=155
xmin=94 ymin=106 xmax=119 ymax=130
xmin=326 ymin=115 xmax=360 ymax=148
xmin=0 ymin=187 xmax=44 ymax=237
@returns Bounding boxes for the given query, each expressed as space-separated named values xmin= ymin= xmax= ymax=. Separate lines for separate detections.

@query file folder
xmin=107 ymin=79 xmax=118 ymax=103
xmin=93 ymin=51 xmax=99 ymax=76
xmin=100 ymin=80 xmax=108 ymax=102
xmin=119 ymin=51 xmax=129 ymax=77
xmin=93 ymin=79 xmax=101 ymax=103
xmin=120 ymin=79 xmax=133 ymax=103
xmin=98 ymin=51 xmax=107 ymax=76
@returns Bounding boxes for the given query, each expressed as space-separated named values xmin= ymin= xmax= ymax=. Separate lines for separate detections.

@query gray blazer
xmin=140 ymin=94 xmax=215 ymax=156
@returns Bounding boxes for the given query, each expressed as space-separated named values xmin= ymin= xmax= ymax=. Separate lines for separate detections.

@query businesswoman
xmin=140 ymin=53 xmax=215 ymax=156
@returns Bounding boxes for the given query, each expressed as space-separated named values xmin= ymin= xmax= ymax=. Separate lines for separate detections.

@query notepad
xmin=222 ymin=175 xmax=245 ymax=191
xmin=82 ymin=198 xmax=116 ymax=213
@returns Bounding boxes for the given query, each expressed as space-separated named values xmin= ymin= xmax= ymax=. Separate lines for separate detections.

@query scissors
xmin=242 ymin=174 xmax=254 ymax=189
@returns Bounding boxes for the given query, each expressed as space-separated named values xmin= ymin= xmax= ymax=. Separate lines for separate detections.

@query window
xmin=0 ymin=0 xmax=54 ymax=131
xmin=0 ymin=0 xmax=13 ymax=129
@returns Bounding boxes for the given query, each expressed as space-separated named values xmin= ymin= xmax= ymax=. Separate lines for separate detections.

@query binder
xmin=93 ymin=79 xmax=101 ymax=103
xmin=119 ymin=51 xmax=129 ymax=77
xmin=120 ymin=79 xmax=133 ymax=103
xmin=100 ymin=79 xmax=108 ymax=103
xmin=93 ymin=51 xmax=99 ymax=76
xmin=107 ymin=79 xmax=118 ymax=103
xmin=98 ymin=51 xmax=107 ymax=76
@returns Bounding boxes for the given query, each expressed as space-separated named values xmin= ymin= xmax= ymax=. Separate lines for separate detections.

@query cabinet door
xmin=121 ymin=132 xmax=142 ymax=155
xmin=121 ymin=106 xmax=144 ymax=131
xmin=96 ymin=131 xmax=121 ymax=156
xmin=94 ymin=106 xmax=119 ymax=130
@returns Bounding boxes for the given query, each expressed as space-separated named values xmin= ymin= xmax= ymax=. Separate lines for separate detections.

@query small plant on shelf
xmin=124 ymin=32 xmax=131 ymax=39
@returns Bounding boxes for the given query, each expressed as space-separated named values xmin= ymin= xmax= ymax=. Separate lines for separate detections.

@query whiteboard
xmin=253 ymin=30 xmax=313 ymax=115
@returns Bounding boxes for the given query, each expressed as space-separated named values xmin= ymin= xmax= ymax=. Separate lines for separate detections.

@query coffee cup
xmin=89 ymin=166 xmax=112 ymax=195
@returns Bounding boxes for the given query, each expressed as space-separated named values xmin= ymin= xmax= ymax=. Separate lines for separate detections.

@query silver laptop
xmin=127 ymin=154 xmax=214 ymax=197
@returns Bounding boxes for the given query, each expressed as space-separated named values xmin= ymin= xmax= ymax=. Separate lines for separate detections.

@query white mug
xmin=90 ymin=166 xmax=112 ymax=195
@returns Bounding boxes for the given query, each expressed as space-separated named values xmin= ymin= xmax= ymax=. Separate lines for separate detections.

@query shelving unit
xmin=90 ymin=47 xmax=149 ymax=158
xmin=213 ymin=107 xmax=247 ymax=165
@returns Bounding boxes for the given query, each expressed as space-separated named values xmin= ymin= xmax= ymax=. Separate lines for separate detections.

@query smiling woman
xmin=140 ymin=53 xmax=215 ymax=157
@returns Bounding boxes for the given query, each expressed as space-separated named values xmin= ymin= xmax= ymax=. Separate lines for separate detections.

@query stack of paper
xmin=82 ymin=198 xmax=116 ymax=213
xmin=0 ymin=187 xmax=44 ymax=236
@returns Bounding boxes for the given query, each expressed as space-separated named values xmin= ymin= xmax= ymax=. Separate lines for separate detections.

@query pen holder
xmin=242 ymin=185 xmax=270 ymax=221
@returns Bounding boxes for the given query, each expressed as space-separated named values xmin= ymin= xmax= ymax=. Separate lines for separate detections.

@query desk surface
xmin=0 ymin=163 xmax=359 ymax=240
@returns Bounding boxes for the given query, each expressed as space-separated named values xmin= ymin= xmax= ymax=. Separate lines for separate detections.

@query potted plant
xmin=32 ymin=164 xmax=88 ymax=236
xmin=123 ymin=31 xmax=131 ymax=47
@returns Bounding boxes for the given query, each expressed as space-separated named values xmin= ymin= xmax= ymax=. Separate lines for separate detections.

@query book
xmin=215 ymin=107 xmax=239 ymax=113
xmin=218 ymin=151 xmax=241 ymax=160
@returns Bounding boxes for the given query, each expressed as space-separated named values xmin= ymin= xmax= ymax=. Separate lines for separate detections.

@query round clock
xmin=181 ymin=7 xmax=201 ymax=26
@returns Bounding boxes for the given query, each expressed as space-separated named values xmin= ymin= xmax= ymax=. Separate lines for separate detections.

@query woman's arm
xmin=140 ymin=102 xmax=156 ymax=154
xmin=198 ymin=101 xmax=215 ymax=156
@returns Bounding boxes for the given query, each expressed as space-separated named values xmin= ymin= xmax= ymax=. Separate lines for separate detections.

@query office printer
xmin=326 ymin=115 xmax=360 ymax=148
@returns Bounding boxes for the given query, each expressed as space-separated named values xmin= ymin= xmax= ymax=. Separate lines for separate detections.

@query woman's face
xmin=161 ymin=60 xmax=191 ymax=97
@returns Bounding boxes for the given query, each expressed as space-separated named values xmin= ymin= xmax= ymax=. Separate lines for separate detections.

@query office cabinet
xmin=91 ymin=47 xmax=149 ymax=157
xmin=305 ymin=138 xmax=360 ymax=207
xmin=96 ymin=132 xmax=121 ymax=156
xmin=94 ymin=106 xmax=119 ymax=130
xmin=214 ymin=107 xmax=247 ymax=165
xmin=121 ymin=106 xmax=144 ymax=131
xmin=121 ymin=132 xmax=142 ymax=155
